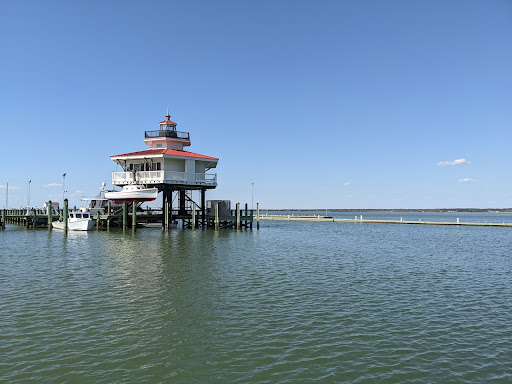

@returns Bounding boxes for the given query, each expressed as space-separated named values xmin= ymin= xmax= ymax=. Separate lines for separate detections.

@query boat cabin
xmin=69 ymin=212 xmax=90 ymax=219
xmin=110 ymin=113 xmax=218 ymax=189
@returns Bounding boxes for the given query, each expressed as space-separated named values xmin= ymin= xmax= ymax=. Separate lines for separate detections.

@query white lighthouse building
xmin=110 ymin=112 xmax=219 ymax=225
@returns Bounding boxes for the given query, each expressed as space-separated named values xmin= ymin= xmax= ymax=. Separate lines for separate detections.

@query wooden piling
xmin=122 ymin=201 xmax=127 ymax=232
xmin=63 ymin=199 xmax=68 ymax=232
xmin=1 ymin=209 xmax=5 ymax=229
xmin=164 ymin=201 xmax=169 ymax=230
xmin=256 ymin=203 xmax=260 ymax=230
xmin=215 ymin=202 xmax=219 ymax=230
xmin=236 ymin=203 xmax=240 ymax=229
xmin=107 ymin=201 xmax=111 ymax=230
xmin=192 ymin=203 xmax=196 ymax=230
xmin=132 ymin=201 xmax=137 ymax=231
xmin=47 ymin=200 xmax=52 ymax=231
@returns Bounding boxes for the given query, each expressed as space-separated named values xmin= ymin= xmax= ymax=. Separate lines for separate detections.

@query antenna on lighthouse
xmin=166 ymin=106 xmax=171 ymax=121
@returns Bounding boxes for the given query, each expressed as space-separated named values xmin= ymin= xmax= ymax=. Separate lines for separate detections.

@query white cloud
xmin=344 ymin=182 xmax=352 ymax=186
xmin=436 ymin=158 xmax=471 ymax=166
xmin=44 ymin=183 xmax=62 ymax=188
xmin=458 ymin=178 xmax=478 ymax=183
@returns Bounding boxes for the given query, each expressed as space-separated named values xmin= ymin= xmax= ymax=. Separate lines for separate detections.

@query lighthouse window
xmin=152 ymin=162 xmax=161 ymax=171
xmin=156 ymin=144 xmax=162 ymax=148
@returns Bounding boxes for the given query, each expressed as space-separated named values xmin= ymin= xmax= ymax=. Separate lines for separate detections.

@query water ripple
xmin=1 ymin=222 xmax=511 ymax=383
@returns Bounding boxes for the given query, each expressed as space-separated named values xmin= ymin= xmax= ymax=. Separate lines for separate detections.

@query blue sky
xmin=1 ymin=0 xmax=511 ymax=209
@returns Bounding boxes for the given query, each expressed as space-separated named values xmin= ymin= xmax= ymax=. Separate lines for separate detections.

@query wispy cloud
xmin=44 ymin=183 xmax=62 ymax=187
xmin=344 ymin=182 xmax=352 ymax=186
xmin=436 ymin=158 xmax=471 ymax=167
xmin=458 ymin=178 xmax=478 ymax=183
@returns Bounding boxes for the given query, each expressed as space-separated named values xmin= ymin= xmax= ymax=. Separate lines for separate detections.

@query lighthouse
xmin=110 ymin=112 xmax=219 ymax=227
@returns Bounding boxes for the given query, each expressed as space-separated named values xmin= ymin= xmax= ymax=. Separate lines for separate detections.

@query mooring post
xmin=245 ymin=203 xmax=248 ymax=228
xmin=63 ymin=199 xmax=68 ymax=232
xmin=164 ymin=201 xmax=169 ymax=230
xmin=201 ymin=188 xmax=206 ymax=228
xmin=47 ymin=200 xmax=52 ymax=231
xmin=32 ymin=208 xmax=37 ymax=229
xmin=122 ymin=201 xmax=127 ymax=232
xmin=1 ymin=209 xmax=5 ymax=229
xmin=215 ymin=202 xmax=219 ymax=230
xmin=96 ymin=212 xmax=100 ymax=230
xmin=236 ymin=203 xmax=240 ymax=229
xmin=132 ymin=201 xmax=137 ymax=232
xmin=256 ymin=203 xmax=260 ymax=230
xmin=107 ymin=200 xmax=111 ymax=230
xmin=192 ymin=202 xmax=196 ymax=230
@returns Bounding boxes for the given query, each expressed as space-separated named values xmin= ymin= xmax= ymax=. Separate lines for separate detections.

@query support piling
xmin=215 ymin=202 xmax=219 ymax=230
xmin=132 ymin=201 xmax=137 ymax=232
xmin=236 ymin=203 xmax=240 ymax=229
xmin=122 ymin=201 xmax=127 ymax=232
xmin=47 ymin=200 xmax=52 ymax=231
xmin=63 ymin=199 xmax=68 ymax=232
xmin=192 ymin=203 xmax=196 ymax=230
xmin=256 ymin=203 xmax=260 ymax=230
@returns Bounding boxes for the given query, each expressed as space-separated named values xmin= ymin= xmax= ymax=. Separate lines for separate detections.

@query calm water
xmin=1 ymin=214 xmax=511 ymax=383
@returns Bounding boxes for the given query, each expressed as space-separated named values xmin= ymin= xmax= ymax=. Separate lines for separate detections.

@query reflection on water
xmin=1 ymin=219 xmax=511 ymax=383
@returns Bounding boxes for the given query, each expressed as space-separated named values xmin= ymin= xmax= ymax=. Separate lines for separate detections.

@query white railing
xmin=112 ymin=172 xmax=135 ymax=183
xmin=112 ymin=171 xmax=217 ymax=185
xmin=195 ymin=173 xmax=217 ymax=184
xmin=164 ymin=171 xmax=187 ymax=182
xmin=138 ymin=170 xmax=164 ymax=181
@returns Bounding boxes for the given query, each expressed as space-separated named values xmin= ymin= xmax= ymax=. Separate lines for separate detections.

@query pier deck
xmin=257 ymin=215 xmax=512 ymax=227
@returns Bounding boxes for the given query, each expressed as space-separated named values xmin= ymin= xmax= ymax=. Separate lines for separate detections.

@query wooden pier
xmin=257 ymin=214 xmax=512 ymax=227
xmin=0 ymin=201 xmax=255 ymax=231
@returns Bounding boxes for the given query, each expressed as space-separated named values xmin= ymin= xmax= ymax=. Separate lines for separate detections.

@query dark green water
xmin=1 ymin=215 xmax=511 ymax=383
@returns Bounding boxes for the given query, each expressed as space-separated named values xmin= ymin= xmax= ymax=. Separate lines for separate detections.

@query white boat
xmin=104 ymin=184 xmax=158 ymax=204
xmin=80 ymin=181 xmax=122 ymax=215
xmin=52 ymin=208 xmax=95 ymax=231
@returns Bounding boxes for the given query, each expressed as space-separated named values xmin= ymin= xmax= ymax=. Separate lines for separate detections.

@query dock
xmin=257 ymin=214 xmax=512 ymax=227
xmin=1 ymin=201 xmax=255 ymax=231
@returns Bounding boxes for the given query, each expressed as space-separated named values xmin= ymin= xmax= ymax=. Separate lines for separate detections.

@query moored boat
xmin=52 ymin=208 xmax=95 ymax=231
xmin=80 ymin=181 xmax=122 ymax=215
xmin=104 ymin=184 xmax=158 ymax=204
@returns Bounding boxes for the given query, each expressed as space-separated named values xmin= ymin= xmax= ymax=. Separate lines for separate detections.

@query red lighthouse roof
xmin=111 ymin=148 xmax=218 ymax=160
xmin=160 ymin=112 xmax=176 ymax=125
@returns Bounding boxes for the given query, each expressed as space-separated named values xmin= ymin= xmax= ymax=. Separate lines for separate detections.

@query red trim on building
xmin=159 ymin=120 xmax=176 ymax=124
xmin=111 ymin=148 xmax=218 ymax=160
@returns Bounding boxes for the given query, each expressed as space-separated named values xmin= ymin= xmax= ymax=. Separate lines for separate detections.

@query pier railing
xmin=112 ymin=171 xmax=217 ymax=186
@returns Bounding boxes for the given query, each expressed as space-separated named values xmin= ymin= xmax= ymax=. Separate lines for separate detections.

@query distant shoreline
xmin=262 ymin=208 xmax=512 ymax=213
